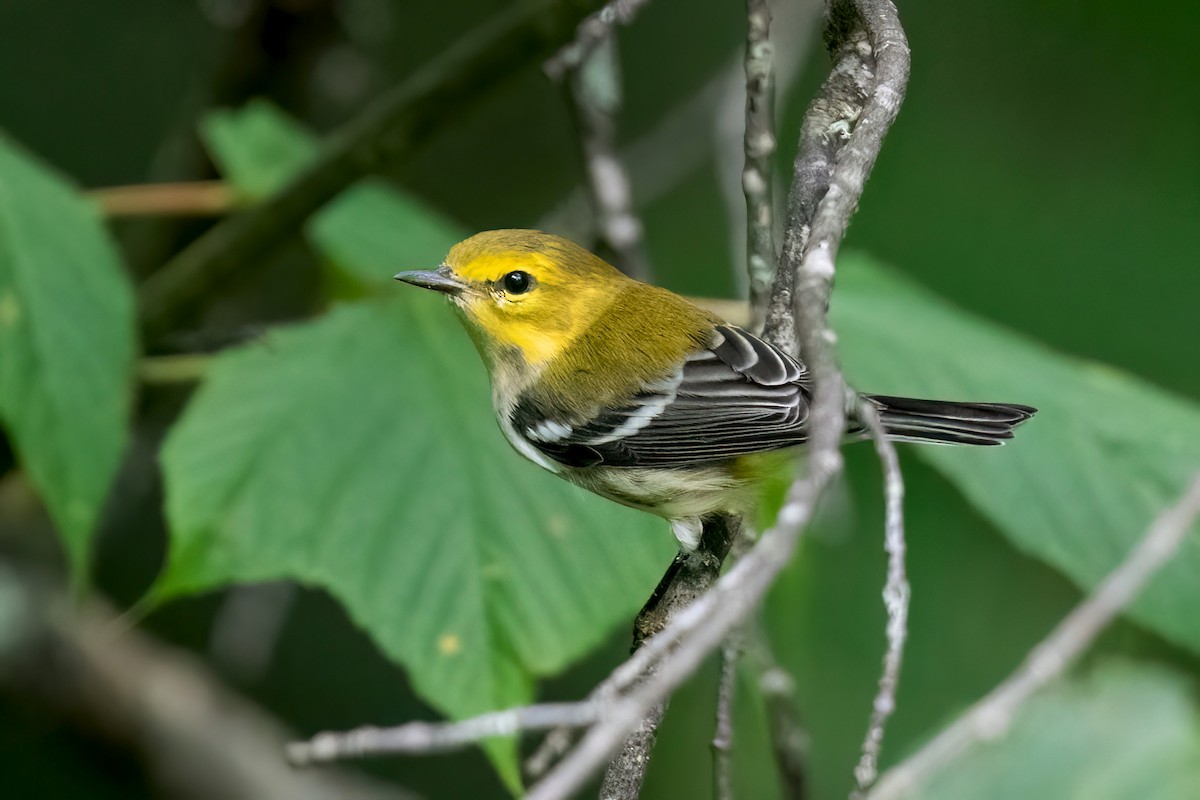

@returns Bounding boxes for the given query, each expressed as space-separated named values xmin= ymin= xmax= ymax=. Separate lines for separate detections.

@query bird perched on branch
xmin=396 ymin=230 xmax=1035 ymax=551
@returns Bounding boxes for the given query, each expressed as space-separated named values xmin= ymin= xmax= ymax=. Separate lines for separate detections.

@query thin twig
xmin=138 ymin=0 xmax=606 ymax=337
xmin=544 ymin=0 xmax=654 ymax=80
xmin=708 ymin=5 xmax=779 ymax=791
xmin=746 ymin=624 xmax=809 ymax=800
xmin=743 ymin=0 xmax=778 ymax=330
xmin=88 ymin=181 xmax=238 ymax=217
xmin=869 ymin=473 xmax=1200 ymax=800
xmin=564 ymin=37 xmax=652 ymax=280
xmin=525 ymin=727 xmax=577 ymax=779
xmin=713 ymin=636 xmax=740 ymax=800
xmin=852 ymin=401 xmax=909 ymax=796
xmin=288 ymin=702 xmax=603 ymax=765
xmin=541 ymin=0 xmax=819 ymax=245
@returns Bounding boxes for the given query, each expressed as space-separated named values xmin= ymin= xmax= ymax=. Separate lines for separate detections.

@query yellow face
xmin=397 ymin=230 xmax=627 ymax=368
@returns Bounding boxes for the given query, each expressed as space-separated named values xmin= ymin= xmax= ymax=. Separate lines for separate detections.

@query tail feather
xmin=863 ymin=394 xmax=1036 ymax=446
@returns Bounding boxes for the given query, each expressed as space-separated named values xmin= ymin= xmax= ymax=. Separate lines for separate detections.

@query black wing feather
xmin=515 ymin=325 xmax=811 ymax=468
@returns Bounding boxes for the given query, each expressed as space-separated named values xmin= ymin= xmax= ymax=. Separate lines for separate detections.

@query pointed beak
xmin=394 ymin=268 xmax=467 ymax=296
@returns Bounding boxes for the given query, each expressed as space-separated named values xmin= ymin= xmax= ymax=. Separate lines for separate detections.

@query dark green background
xmin=1 ymin=0 xmax=1196 ymax=798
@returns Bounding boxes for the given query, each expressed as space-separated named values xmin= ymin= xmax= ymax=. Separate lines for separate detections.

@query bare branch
xmin=743 ymin=0 xmax=779 ymax=330
xmin=597 ymin=702 xmax=667 ymax=800
xmin=869 ymin=473 xmax=1200 ymax=800
xmin=746 ymin=625 xmax=809 ymax=800
xmin=288 ymin=702 xmax=602 ymax=765
xmin=88 ymin=180 xmax=237 ymax=217
xmin=564 ymin=37 xmax=653 ymax=280
xmin=600 ymin=513 xmax=742 ymax=798
xmin=852 ymin=401 xmax=909 ymax=796
xmin=528 ymin=454 xmax=843 ymax=800
xmin=541 ymin=0 xmax=819 ymax=245
xmin=713 ymin=636 xmax=741 ymax=800
xmin=544 ymin=0 xmax=654 ymax=80
xmin=762 ymin=0 xmax=910 ymax=356
xmin=526 ymin=727 xmax=577 ymax=779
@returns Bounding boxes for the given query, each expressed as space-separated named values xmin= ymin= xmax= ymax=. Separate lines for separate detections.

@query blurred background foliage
xmin=1 ymin=0 xmax=1198 ymax=799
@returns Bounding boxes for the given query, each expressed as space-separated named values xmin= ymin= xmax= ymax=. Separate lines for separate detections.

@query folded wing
xmin=515 ymin=325 xmax=812 ymax=468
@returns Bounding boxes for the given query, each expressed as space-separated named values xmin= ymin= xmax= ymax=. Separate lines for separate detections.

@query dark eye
xmin=502 ymin=270 xmax=533 ymax=295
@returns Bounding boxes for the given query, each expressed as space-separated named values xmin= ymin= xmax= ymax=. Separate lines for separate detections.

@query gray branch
xmin=288 ymin=702 xmax=602 ymax=764
xmin=746 ymin=624 xmax=810 ymax=800
xmin=852 ymin=400 xmax=909 ymax=796
xmin=564 ymin=37 xmax=653 ymax=280
xmin=541 ymin=0 xmax=819 ymax=246
xmin=869 ymin=473 xmax=1200 ymax=800
xmin=712 ymin=627 xmax=741 ymax=800
xmin=599 ymin=512 xmax=743 ymax=798
xmin=762 ymin=0 xmax=876 ymax=356
xmin=743 ymin=0 xmax=779 ymax=330
xmin=527 ymin=446 xmax=844 ymax=800
xmin=544 ymin=0 xmax=655 ymax=80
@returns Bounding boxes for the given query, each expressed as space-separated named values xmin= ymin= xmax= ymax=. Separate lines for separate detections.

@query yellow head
xmin=396 ymin=229 xmax=629 ymax=368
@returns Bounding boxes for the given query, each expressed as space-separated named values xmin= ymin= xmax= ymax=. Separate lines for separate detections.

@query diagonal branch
xmin=599 ymin=513 xmax=742 ymax=799
xmin=138 ymin=0 xmax=607 ymax=337
xmin=0 ymin=567 xmax=418 ymax=800
xmin=868 ymin=473 xmax=1200 ymax=800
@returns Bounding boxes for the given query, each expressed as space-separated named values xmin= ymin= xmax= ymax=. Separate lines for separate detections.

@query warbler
xmin=396 ymin=230 xmax=1035 ymax=550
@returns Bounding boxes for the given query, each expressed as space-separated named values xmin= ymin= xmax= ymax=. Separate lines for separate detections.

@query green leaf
xmin=200 ymin=100 xmax=460 ymax=285
xmin=201 ymin=100 xmax=317 ymax=200
xmin=833 ymin=255 xmax=1200 ymax=654
xmin=157 ymin=294 xmax=673 ymax=790
xmin=0 ymin=134 xmax=135 ymax=586
xmin=919 ymin=662 xmax=1200 ymax=799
